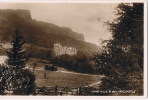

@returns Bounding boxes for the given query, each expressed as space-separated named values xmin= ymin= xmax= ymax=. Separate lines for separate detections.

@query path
xmin=30 ymin=67 xmax=97 ymax=76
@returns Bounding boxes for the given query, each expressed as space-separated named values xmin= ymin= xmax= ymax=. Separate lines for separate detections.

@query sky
xmin=0 ymin=3 xmax=118 ymax=45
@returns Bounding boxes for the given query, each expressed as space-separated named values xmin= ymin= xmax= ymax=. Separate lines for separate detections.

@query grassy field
xmin=28 ymin=58 xmax=100 ymax=88
xmin=34 ymin=70 xmax=99 ymax=88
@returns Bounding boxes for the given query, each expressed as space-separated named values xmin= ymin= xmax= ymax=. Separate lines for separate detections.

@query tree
xmin=7 ymin=29 xmax=27 ymax=69
xmin=0 ymin=65 xmax=7 ymax=95
xmin=45 ymin=48 xmax=54 ymax=63
xmin=94 ymin=3 xmax=143 ymax=95
xmin=0 ymin=29 xmax=36 ymax=95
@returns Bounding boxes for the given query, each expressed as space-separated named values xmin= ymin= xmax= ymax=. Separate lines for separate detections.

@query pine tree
xmin=7 ymin=29 xmax=27 ymax=69
xmin=94 ymin=3 xmax=143 ymax=95
xmin=0 ymin=29 xmax=36 ymax=95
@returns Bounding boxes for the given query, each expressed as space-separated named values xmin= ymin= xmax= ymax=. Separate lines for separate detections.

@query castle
xmin=54 ymin=43 xmax=77 ymax=56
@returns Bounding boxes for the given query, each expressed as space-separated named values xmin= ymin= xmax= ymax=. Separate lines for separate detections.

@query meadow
xmin=35 ymin=70 xmax=99 ymax=88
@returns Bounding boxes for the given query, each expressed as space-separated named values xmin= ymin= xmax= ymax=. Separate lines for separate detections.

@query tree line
xmin=53 ymin=51 xmax=96 ymax=74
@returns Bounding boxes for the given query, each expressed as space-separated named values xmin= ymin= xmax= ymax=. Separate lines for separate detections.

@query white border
xmin=0 ymin=0 xmax=146 ymax=3
xmin=144 ymin=0 xmax=147 ymax=98
xmin=0 ymin=0 xmax=147 ymax=99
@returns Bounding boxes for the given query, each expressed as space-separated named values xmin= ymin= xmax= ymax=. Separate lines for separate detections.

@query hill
xmin=0 ymin=9 xmax=99 ymax=56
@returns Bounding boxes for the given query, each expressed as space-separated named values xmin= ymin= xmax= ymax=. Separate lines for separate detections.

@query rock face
xmin=0 ymin=9 xmax=32 ymax=24
xmin=0 ymin=9 xmax=31 ymax=20
xmin=0 ymin=9 xmax=99 ymax=55
xmin=36 ymin=21 xmax=85 ymax=41
xmin=0 ymin=9 xmax=84 ymax=41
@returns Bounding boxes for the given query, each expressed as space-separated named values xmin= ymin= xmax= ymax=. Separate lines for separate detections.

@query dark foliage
xmin=7 ymin=29 xmax=27 ymax=69
xmin=0 ymin=65 xmax=6 ymax=95
xmin=0 ymin=29 xmax=36 ymax=95
xmin=94 ymin=3 xmax=143 ymax=95
xmin=44 ymin=65 xmax=57 ymax=71
xmin=53 ymin=51 xmax=96 ymax=74
xmin=0 ymin=65 xmax=36 ymax=95
xmin=12 ymin=69 xmax=36 ymax=95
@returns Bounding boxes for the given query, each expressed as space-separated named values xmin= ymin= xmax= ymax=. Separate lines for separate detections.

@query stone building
xmin=54 ymin=43 xmax=77 ymax=56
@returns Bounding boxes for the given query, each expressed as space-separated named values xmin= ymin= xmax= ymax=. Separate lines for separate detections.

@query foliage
xmin=53 ymin=51 xmax=96 ymax=74
xmin=12 ymin=69 xmax=36 ymax=95
xmin=0 ymin=29 xmax=36 ymax=95
xmin=94 ymin=3 xmax=143 ymax=95
xmin=7 ymin=29 xmax=27 ymax=69
xmin=45 ymin=48 xmax=55 ymax=62
xmin=0 ymin=65 xmax=36 ymax=95
xmin=0 ymin=65 xmax=6 ymax=95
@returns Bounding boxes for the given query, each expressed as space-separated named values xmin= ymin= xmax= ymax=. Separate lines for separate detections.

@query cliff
xmin=0 ymin=9 xmax=84 ymax=41
xmin=0 ymin=9 xmax=99 ymax=55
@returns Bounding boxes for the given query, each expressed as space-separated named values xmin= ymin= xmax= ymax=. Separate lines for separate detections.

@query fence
xmin=33 ymin=85 xmax=98 ymax=96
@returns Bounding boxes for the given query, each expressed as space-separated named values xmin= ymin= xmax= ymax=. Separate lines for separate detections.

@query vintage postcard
xmin=0 ymin=0 xmax=147 ymax=99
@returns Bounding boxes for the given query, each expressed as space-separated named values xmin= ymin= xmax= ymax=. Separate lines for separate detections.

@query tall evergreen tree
xmin=7 ymin=29 xmax=27 ymax=69
xmin=94 ymin=3 xmax=143 ymax=95
xmin=0 ymin=29 xmax=36 ymax=95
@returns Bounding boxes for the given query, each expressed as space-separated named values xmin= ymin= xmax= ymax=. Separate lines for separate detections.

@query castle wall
xmin=54 ymin=43 xmax=77 ymax=56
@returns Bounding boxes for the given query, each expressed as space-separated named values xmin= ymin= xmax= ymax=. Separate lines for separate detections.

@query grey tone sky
xmin=0 ymin=3 xmax=118 ymax=45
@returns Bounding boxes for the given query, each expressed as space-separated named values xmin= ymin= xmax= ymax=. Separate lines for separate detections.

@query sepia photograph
xmin=0 ymin=0 xmax=147 ymax=98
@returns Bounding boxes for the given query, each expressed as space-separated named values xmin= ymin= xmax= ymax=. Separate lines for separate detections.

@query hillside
xmin=0 ymin=9 xmax=99 ymax=55
xmin=36 ymin=21 xmax=84 ymax=41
